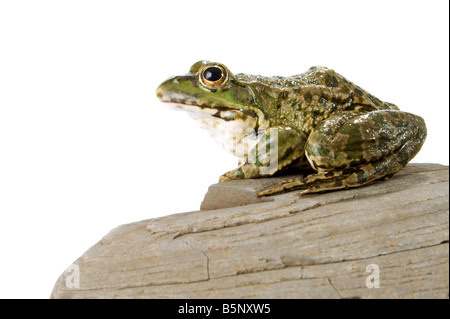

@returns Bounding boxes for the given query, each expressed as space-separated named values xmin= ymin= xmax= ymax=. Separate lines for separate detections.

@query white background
xmin=0 ymin=0 xmax=448 ymax=299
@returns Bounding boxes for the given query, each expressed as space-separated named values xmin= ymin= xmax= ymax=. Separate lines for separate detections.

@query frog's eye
xmin=200 ymin=65 xmax=227 ymax=88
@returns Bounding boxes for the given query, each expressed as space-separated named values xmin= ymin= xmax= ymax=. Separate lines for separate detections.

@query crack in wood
xmin=327 ymin=277 xmax=342 ymax=298
xmin=184 ymin=241 xmax=210 ymax=281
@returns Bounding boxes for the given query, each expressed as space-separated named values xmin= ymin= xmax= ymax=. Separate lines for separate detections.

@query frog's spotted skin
xmin=156 ymin=61 xmax=427 ymax=196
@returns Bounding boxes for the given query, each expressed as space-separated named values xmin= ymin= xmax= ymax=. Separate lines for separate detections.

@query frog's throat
xmin=187 ymin=108 xmax=263 ymax=159
xmin=159 ymin=100 xmax=269 ymax=158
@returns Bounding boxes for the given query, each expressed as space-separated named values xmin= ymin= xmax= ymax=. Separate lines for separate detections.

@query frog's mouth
xmin=156 ymin=89 xmax=259 ymax=122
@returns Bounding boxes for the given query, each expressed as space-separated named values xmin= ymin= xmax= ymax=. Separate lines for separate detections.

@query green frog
xmin=156 ymin=61 xmax=427 ymax=196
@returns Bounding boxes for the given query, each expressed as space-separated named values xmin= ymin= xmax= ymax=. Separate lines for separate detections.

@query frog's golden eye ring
xmin=200 ymin=64 xmax=228 ymax=88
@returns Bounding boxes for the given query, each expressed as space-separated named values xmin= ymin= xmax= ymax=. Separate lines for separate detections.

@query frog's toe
xmin=257 ymin=185 xmax=294 ymax=197
xmin=300 ymin=179 xmax=347 ymax=194
xmin=257 ymin=179 xmax=309 ymax=197
xmin=219 ymin=175 xmax=230 ymax=183
xmin=219 ymin=171 xmax=237 ymax=182
xmin=219 ymin=166 xmax=247 ymax=182
xmin=281 ymin=171 xmax=343 ymax=185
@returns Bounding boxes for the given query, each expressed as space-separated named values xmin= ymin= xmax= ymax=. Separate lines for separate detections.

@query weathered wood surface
xmin=51 ymin=163 xmax=449 ymax=299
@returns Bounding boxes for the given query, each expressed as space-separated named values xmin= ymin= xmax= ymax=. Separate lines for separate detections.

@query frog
xmin=156 ymin=61 xmax=427 ymax=196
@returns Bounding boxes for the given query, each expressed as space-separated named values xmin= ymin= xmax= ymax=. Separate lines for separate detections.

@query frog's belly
xmin=189 ymin=112 xmax=261 ymax=160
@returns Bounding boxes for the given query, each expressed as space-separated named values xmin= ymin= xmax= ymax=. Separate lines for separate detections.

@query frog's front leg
xmin=219 ymin=126 xmax=307 ymax=182
xmin=259 ymin=110 xmax=426 ymax=196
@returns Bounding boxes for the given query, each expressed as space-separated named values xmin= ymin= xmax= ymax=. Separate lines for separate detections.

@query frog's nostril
xmin=156 ymin=87 xmax=162 ymax=98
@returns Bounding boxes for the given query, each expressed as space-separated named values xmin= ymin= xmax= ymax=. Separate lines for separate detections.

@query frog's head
xmin=156 ymin=61 xmax=267 ymax=156
xmin=156 ymin=61 xmax=259 ymax=120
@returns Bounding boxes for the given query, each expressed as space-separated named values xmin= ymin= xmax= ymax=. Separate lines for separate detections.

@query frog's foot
xmin=299 ymin=155 xmax=404 ymax=195
xmin=219 ymin=166 xmax=255 ymax=182
xmin=256 ymin=164 xmax=363 ymax=196
xmin=257 ymin=169 xmax=348 ymax=196
xmin=280 ymin=170 xmax=342 ymax=185
xmin=219 ymin=172 xmax=234 ymax=183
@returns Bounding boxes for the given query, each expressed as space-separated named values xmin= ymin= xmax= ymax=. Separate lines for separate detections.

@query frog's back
xmin=236 ymin=66 xmax=398 ymax=111
xmin=235 ymin=66 xmax=398 ymax=134
xmin=291 ymin=66 xmax=399 ymax=110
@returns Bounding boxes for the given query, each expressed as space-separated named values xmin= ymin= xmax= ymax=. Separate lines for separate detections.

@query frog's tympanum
xmin=156 ymin=61 xmax=427 ymax=196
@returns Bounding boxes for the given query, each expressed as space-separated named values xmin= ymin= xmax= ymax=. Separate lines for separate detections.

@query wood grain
xmin=51 ymin=163 xmax=449 ymax=299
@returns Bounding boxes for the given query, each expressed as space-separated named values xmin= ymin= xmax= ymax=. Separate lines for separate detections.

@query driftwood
xmin=51 ymin=163 xmax=449 ymax=299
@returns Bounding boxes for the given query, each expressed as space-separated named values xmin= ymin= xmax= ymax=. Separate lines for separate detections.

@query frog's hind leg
xmin=258 ymin=110 xmax=426 ymax=196
xmin=299 ymin=152 xmax=408 ymax=194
